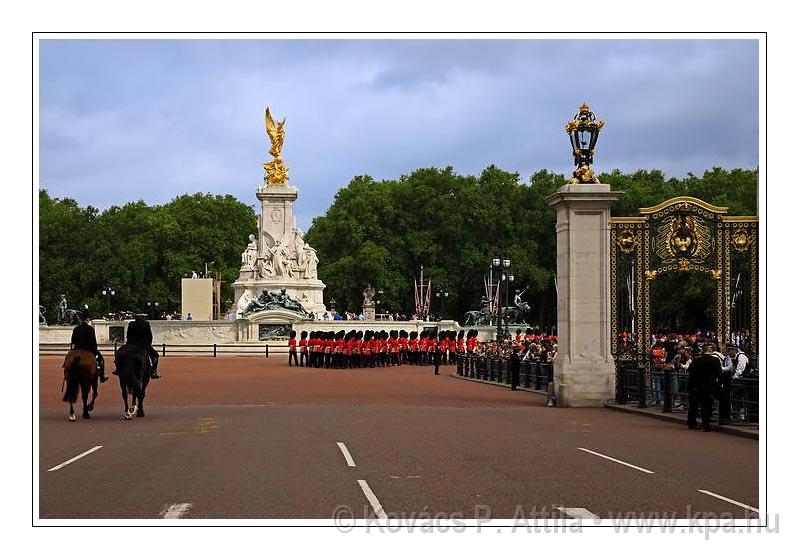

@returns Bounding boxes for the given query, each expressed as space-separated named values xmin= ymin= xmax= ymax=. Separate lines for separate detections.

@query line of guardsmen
xmin=287 ymin=329 xmax=484 ymax=369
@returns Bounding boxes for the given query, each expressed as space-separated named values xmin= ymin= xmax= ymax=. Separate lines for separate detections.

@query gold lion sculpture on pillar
xmin=264 ymin=107 xmax=289 ymax=185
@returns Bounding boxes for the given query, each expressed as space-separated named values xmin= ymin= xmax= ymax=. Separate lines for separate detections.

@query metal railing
xmin=456 ymin=353 xmax=554 ymax=391
xmin=39 ymin=342 xmax=273 ymax=358
xmin=615 ymin=363 xmax=759 ymax=424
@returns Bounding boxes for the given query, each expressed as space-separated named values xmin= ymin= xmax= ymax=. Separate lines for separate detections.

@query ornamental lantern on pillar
xmin=565 ymin=102 xmax=605 ymax=184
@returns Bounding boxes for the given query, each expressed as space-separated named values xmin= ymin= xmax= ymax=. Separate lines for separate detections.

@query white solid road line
xmin=556 ymin=507 xmax=600 ymax=519
xmin=577 ymin=447 xmax=654 ymax=474
xmin=697 ymin=490 xmax=759 ymax=514
xmin=161 ymin=503 xmax=193 ymax=519
xmin=337 ymin=442 xmax=357 ymax=467
xmin=47 ymin=445 xmax=103 ymax=472
xmin=357 ymin=480 xmax=388 ymax=520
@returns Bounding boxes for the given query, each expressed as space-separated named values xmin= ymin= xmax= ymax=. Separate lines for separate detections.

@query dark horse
xmin=115 ymin=344 xmax=151 ymax=419
xmin=62 ymin=350 xmax=99 ymax=421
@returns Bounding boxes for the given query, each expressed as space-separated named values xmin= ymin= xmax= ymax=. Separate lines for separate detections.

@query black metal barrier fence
xmin=456 ymin=353 xmax=554 ymax=391
xmin=39 ymin=342 xmax=272 ymax=358
xmin=615 ymin=363 xmax=759 ymax=424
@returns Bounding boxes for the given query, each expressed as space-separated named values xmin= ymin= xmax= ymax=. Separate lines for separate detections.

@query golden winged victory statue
xmin=263 ymin=107 xmax=289 ymax=185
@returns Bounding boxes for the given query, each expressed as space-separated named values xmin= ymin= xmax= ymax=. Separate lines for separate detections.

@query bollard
xmin=637 ymin=368 xmax=647 ymax=408
xmin=213 ymin=343 xmax=217 ymax=358
xmin=265 ymin=344 xmax=269 ymax=358
xmin=162 ymin=343 xmax=166 ymax=357
xmin=663 ymin=368 xmax=673 ymax=413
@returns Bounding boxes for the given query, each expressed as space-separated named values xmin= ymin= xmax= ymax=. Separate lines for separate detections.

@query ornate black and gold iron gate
xmin=610 ymin=196 xmax=758 ymax=364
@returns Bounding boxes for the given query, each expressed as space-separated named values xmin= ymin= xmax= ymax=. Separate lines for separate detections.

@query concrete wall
xmin=181 ymin=278 xmax=213 ymax=321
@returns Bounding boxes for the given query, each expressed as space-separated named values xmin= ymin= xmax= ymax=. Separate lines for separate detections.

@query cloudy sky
xmin=39 ymin=39 xmax=759 ymax=230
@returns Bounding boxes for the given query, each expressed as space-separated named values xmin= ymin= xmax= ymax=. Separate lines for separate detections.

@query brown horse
xmin=62 ymin=350 xmax=99 ymax=421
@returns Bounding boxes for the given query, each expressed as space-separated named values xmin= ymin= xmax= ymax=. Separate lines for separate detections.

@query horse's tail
xmin=62 ymin=356 xmax=81 ymax=403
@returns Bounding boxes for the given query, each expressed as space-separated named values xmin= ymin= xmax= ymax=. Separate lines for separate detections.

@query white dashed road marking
xmin=577 ymin=447 xmax=654 ymax=474
xmin=697 ymin=490 xmax=759 ymax=514
xmin=337 ymin=442 xmax=357 ymax=467
xmin=357 ymin=480 xmax=387 ymax=519
xmin=48 ymin=445 xmax=103 ymax=472
xmin=161 ymin=503 xmax=193 ymax=519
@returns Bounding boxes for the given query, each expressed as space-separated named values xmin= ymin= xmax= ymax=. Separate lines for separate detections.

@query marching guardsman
xmin=432 ymin=334 xmax=442 ymax=375
xmin=299 ymin=331 xmax=309 ymax=367
xmin=70 ymin=310 xmax=108 ymax=383
xmin=398 ymin=330 xmax=408 ymax=364
xmin=456 ymin=330 xmax=465 ymax=356
xmin=323 ymin=331 xmax=332 ymax=369
xmin=353 ymin=331 xmax=364 ymax=368
xmin=374 ymin=332 xmax=383 ymax=368
xmin=363 ymin=331 xmax=373 ymax=368
xmin=288 ymin=330 xmax=299 ymax=366
xmin=389 ymin=330 xmax=399 ymax=366
xmin=337 ymin=330 xmax=346 ymax=369
xmin=377 ymin=331 xmax=385 ymax=367
xmin=467 ymin=329 xmax=478 ymax=354
xmin=515 ymin=328 xmax=523 ymax=344
xmin=409 ymin=332 xmax=418 ymax=365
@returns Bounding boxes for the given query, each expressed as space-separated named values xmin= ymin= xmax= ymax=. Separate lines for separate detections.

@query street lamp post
xmin=435 ymin=288 xmax=449 ymax=320
xmin=101 ymin=285 xmax=115 ymax=318
xmin=492 ymin=253 xmax=514 ymax=340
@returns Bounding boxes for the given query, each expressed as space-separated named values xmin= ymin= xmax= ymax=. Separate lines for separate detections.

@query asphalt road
xmin=38 ymin=356 xmax=758 ymax=521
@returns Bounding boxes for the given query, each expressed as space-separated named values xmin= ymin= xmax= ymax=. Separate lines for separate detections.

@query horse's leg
xmin=120 ymin=376 xmax=132 ymax=419
xmin=136 ymin=378 xmax=148 ymax=417
xmin=88 ymin=377 xmax=98 ymax=412
xmin=81 ymin=380 xmax=91 ymax=419
xmin=68 ymin=402 xmax=76 ymax=422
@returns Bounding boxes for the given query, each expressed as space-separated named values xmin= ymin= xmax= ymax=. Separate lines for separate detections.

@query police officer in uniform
xmin=687 ymin=344 xmax=721 ymax=431
xmin=70 ymin=311 xmax=108 ymax=382
xmin=125 ymin=313 xmax=161 ymax=379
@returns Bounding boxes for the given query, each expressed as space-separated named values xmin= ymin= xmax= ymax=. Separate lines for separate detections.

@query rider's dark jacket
xmin=126 ymin=318 xmax=154 ymax=348
xmin=71 ymin=323 xmax=98 ymax=354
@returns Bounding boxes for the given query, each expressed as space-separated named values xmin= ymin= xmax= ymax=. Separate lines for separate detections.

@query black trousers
xmin=718 ymin=372 xmax=732 ymax=422
xmin=300 ymin=350 xmax=307 ymax=367
xmin=688 ymin=390 xmax=713 ymax=430
xmin=147 ymin=346 xmax=159 ymax=373
xmin=289 ymin=349 xmax=298 ymax=366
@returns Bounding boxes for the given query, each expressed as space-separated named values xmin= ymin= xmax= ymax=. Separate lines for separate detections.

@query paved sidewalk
xmin=450 ymin=373 xmax=759 ymax=440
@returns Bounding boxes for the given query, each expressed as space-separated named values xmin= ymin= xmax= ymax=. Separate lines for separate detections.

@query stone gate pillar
xmin=546 ymin=183 xmax=622 ymax=407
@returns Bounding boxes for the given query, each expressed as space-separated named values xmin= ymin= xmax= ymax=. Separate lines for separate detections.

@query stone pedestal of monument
xmin=546 ymin=183 xmax=622 ymax=407
xmin=363 ymin=303 xmax=375 ymax=321
xmin=233 ymin=183 xmax=326 ymax=316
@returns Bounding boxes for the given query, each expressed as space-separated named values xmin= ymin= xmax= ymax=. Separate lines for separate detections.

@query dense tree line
xmin=304 ymin=166 xmax=757 ymax=331
xmin=39 ymin=189 xmax=256 ymax=322
xmin=39 ymin=166 xmax=757 ymax=331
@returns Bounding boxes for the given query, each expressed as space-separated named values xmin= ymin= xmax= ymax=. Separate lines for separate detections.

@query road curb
xmin=451 ymin=374 xmax=759 ymax=440
xmin=448 ymin=373 xmax=547 ymax=396
xmin=604 ymin=403 xmax=758 ymax=440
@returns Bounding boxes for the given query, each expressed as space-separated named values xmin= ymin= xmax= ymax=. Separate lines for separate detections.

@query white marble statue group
xmin=240 ymin=228 xmax=318 ymax=280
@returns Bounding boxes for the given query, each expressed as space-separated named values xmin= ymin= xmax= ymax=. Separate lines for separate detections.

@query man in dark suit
xmin=70 ymin=311 xmax=108 ymax=382
xmin=126 ymin=313 xmax=161 ymax=379
xmin=687 ymin=344 xmax=721 ymax=431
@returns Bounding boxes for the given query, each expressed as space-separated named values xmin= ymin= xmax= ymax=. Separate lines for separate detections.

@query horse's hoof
xmin=69 ymin=414 xmax=76 ymax=422
xmin=124 ymin=412 xmax=132 ymax=420
xmin=82 ymin=412 xmax=91 ymax=419
xmin=136 ymin=409 xmax=144 ymax=417
xmin=87 ymin=403 xmax=94 ymax=412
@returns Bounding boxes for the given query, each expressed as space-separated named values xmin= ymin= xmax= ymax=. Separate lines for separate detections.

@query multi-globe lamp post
xmin=101 ymin=285 xmax=115 ymax=317
xmin=492 ymin=253 xmax=514 ymax=340
xmin=435 ymin=287 xmax=449 ymax=320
